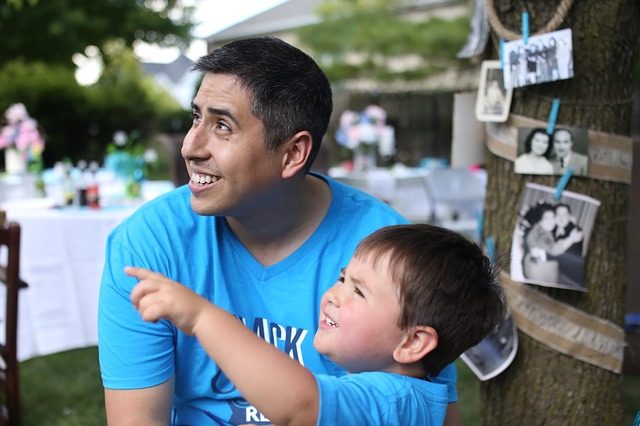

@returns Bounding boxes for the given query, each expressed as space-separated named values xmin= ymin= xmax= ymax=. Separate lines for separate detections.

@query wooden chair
xmin=0 ymin=219 xmax=27 ymax=426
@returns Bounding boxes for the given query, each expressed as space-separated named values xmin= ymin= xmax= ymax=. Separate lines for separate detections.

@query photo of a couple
xmin=510 ymin=183 xmax=600 ymax=292
xmin=514 ymin=126 xmax=589 ymax=176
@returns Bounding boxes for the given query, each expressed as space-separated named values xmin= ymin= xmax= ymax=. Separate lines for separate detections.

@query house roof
xmin=205 ymin=0 xmax=322 ymax=42
xmin=140 ymin=54 xmax=193 ymax=84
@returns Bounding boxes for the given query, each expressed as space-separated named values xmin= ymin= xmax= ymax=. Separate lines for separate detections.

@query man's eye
xmin=215 ymin=121 xmax=231 ymax=131
xmin=191 ymin=112 xmax=201 ymax=124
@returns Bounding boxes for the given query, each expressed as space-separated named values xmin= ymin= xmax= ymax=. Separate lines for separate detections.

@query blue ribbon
xmin=485 ymin=236 xmax=496 ymax=264
xmin=522 ymin=12 xmax=529 ymax=44
xmin=547 ymin=98 xmax=561 ymax=135
xmin=554 ymin=168 xmax=574 ymax=200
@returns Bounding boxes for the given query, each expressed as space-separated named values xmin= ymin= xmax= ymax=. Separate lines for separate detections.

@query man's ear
xmin=281 ymin=131 xmax=313 ymax=179
xmin=393 ymin=326 xmax=438 ymax=364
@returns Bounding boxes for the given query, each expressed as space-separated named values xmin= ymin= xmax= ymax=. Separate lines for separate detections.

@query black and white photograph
xmin=514 ymin=126 xmax=589 ymax=176
xmin=461 ymin=311 xmax=518 ymax=381
xmin=475 ymin=60 xmax=513 ymax=122
xmin=514 ymin=127 xmax=554 ymax=175
xmin=503 ymin=28 xmax=574 ymax=89
xmin=510 ymin=183 xmax=600 ymax=292
xmin=547 ymin=126 xmax=589 ymax=176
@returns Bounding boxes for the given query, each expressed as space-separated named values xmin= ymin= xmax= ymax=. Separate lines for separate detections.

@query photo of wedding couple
xmin=514 ymin=126 xmax=589 ymax=176
xmin=510 ymin=183 xmax=600 ymax=292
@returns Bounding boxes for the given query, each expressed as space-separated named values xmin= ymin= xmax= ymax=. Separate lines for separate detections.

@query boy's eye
xmin=354 ymin=286 xmax=365 ymax=298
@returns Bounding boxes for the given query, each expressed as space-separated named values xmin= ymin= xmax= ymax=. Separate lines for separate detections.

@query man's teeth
xmin=191 ymin=173 xmax=220 ymax=185
xmin=326 ymin=316 xmax=337 ymax=327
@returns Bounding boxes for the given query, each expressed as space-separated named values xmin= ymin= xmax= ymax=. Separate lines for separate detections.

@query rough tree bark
xmin=480 ymin=1 xmax=639 ymax=425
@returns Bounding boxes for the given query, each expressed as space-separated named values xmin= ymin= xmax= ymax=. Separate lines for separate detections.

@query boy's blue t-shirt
xmin=316 ymin=372 xmax=448 ymax=426
xmin=98 ymin=174 xmax=457 ymax=425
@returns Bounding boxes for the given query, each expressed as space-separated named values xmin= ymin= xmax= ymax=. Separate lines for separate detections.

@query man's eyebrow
xmin=208 ymin=106 xmax=240 ymax=126
xmin=190 ymin=102 xmax=240 ymax=127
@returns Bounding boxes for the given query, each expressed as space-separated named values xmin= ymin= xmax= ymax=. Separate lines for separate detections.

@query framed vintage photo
xmin=475 ymin=60 xmax=512 ymax=122
xmin=510 ymin=183 xmax=600 ymax=292
xmin=502 ymin=28 xmax=574 ymax=89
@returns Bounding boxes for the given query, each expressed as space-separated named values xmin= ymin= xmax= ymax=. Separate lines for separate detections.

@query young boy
xmin=128 ymin=224 xmax=505 ymax=425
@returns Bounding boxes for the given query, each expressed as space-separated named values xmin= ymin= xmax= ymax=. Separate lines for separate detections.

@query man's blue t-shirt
xmin=98 ymin=174 xmax=457 ymax=425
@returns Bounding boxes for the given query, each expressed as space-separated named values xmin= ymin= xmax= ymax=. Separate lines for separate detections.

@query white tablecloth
xmin=1 ymin=181 xmax=174 ymax=360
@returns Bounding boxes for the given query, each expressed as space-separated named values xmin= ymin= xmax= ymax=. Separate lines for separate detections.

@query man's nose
xmin=181 ymin=126 xmax=208 ymax=160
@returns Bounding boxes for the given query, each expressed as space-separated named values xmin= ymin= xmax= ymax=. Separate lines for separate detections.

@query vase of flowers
xmin=0 ymin=103 xmax=46 ymax=175
xmin=335 ymin=104 xmax=395 ymax=172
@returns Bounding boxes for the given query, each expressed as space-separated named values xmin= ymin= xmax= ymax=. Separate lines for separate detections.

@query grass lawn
xmin=18 ymin=347 xmax=640 ymax=425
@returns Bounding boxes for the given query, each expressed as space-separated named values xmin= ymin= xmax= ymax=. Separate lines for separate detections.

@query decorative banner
xmin=485 ymin=114 xmax=634 ymax=183
xmin=499 ymin=271 xmax=625 ymax=373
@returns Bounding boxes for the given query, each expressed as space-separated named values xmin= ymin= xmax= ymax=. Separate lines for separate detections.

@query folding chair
xmin=0 ymin=219 xmax=27 ymax=426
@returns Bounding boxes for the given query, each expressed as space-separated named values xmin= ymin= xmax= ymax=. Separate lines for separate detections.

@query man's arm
xmin=104 ymin=379 xmax=173 ymax=426
xmin=128 ymin=267 xmax=319 ymax=426
xmin=444 ymin=403 xmax=461 ymax=426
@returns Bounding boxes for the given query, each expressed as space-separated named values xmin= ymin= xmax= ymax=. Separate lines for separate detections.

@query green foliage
xmin=0 ymin=46 xmax=187 ymax=166
xmin=0 ymin=60 xmax=92 ymax=166
xmin=0 ymin=0 xmax=194 ymax=68
xmin=297 ymin=1 xmax=471 ymax=83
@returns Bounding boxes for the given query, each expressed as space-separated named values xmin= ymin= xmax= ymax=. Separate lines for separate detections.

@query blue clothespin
xmin=522 ymin=12 xmax=529 ymax=44
xmin=499 ymin=38 xmax=505 ymax=69
xmin=554 ymin=168 xmax=573 ymax=200
xmin=476 ymin=210 xmax=484 ymax=242
xmin=547 ymin=98 xmax=561 ymax=135
xmin=485 ymin=236 xmax=496 ymax=264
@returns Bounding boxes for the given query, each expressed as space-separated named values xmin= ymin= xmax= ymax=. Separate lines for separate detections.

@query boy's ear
xmin=281 ymin=131 xmax=313 ymax=179
xmin=393 ymin=326 xmax=438 ymax=364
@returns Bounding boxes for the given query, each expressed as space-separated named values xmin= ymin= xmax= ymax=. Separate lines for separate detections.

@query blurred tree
xmin=0 ymin=43 xmax=186 ymax=165
xmin=0 ymin=0 xmax=192 ymax=166
xmin=0 ymin=0 xmax=194 ymax=68
xmin=297 ymin=0 xmax=471 ymax=82
xmin=480 ymin=1 xmax=639 ymax=425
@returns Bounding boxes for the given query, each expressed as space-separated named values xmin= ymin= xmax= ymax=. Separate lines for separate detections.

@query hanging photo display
xmin=461 ymin=310 xmax=518 ymax=381
xmin=514 ymin=126 xmax=589 ymax=176
xmin=510 ymin=183 xmax=600 ymax=292
xmin=475 ymin=60 xmax=513 ymax=122
xmin=503 ymin=28 xmax=574 ymax=89
xmin=457 ymin=0 xmax=490 ymax=58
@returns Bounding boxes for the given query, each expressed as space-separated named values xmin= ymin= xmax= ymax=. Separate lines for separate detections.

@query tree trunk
xmin=480 ymin=1 xmax=639 ymax=424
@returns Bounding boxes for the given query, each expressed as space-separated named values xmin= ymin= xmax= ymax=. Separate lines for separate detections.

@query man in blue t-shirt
xmin=98 ymin=36 xmax=460 ymax=425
